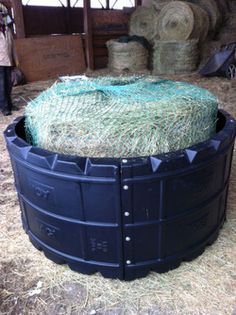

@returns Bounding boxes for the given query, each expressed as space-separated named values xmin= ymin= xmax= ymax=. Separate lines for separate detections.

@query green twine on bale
xmin=25 ymin=76 xmax=218 ymax=158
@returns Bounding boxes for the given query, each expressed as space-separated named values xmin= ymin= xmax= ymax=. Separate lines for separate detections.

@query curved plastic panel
xmin=4 ymin=110 xmax=236 ymax=280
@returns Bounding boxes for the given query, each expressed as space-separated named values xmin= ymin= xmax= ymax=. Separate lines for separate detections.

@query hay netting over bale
xmin=106 ymin=39 xmax=149 ymax=73
xmin=129 ymin=6 xmax=159 ymax=43
xmin=25 ymin=76 xmax=218 ymax=158
xmin=153 ymin=40 xmax=199 ymax=74
xmin=157 ymin=1 xmax=209 ymax=41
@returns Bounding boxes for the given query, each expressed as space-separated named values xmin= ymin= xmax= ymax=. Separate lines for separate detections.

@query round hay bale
xmin=188 ymin=3 xmax=210 ymax=41
xmin=216 ymin=0 xmax=231 ymax=15
xmin=152 ymin=0 xmax=171 ymax=12
xmin=188 ymin=0 xmax=222 ymax=34
xmin=153 ymin=39 xmax=199 ymax=74
xmin=157 ymin=1 xmax=209 ymax=41
xmin=25 ymin=76 xmax=218 ymax=158
xmin=225 ymin=12 xmax=236 ymax=30
xmin=141 ymin=0 xmax=152 ymax=7
xmin=106 ymin=39 xmax=149 ymax=73
xmin=129 ymin=6 xmax=159 ymax=43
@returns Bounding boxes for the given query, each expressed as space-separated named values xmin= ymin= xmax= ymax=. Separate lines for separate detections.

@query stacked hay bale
xmin=218 ymin=0 xmax=236 ymax=42
xmin=152 ymin=0 xmax=172 ymax=12
xmin=129 ymin=6 xmax=159 ymax=44
xmin=106 ymin=38 xmax=149 ymax=73
xmin=153 ymin=1 xmax=210 ymax=74
xmin=107 ymin=0 xmax=225 ymax=74
xmin=153 ymin=40 xmax=199 ymax=74
xmin=188 ymin=0 xmax=222 ymax=36
xmin=107 ymin=6 xmax=158 ymax=73
xmin=141 ymin=0 xmax=153 ymax=8
xmin=157 ymin=2 xmax=209 ymax=41
xmin=215 ymin=0 xmax=230 ymax=23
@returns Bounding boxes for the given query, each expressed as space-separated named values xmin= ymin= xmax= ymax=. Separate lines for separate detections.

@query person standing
xmin=0 ymin=3 xmax=18 ymax=116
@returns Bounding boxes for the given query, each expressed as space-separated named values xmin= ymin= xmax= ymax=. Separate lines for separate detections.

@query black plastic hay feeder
xmin=4 ymin=111 xmax=236 ymax=280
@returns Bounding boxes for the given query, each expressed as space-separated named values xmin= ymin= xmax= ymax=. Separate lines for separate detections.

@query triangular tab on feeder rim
xmin=185 ymin=149 xmax=197 ymax=164
xmin=45 ymin=154 xmax=58 ymax=169
xmin=84 ymin=158 xmax=93 ymax=175
xmin=19 ymin=146 xmax=32 ymax=159
xmin=150 ymin=157 xmax=162 ymax=173
xmin=210 ymin=139 xmax=221 ymax=151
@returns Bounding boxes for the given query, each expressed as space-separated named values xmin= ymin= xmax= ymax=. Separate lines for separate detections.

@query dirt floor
xmin=0 ymin=73 xmax=236 ymax=315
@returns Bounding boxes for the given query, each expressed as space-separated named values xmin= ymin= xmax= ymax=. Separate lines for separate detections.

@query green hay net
xmin=25 ymin=76 xmax=218 ymax=158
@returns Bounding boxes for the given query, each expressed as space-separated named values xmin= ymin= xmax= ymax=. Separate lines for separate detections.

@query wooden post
xmin=11 ymin=0 xmax=26 ymax=38
xmin=66 ymin=0 xmax=71 ymax=34
xmin=135 ymin=0 xmax=142 ymax=7
xmin=83 ymin=0 xmax=94 ymax=70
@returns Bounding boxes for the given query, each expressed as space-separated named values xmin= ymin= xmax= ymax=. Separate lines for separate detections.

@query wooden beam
xmin=66 ymin=0 xmax=71 ymax=34
xmin=83 ymin=0 xmax=94 ymax=70
xmin=11 ymin=0 xmax=26 ymax=38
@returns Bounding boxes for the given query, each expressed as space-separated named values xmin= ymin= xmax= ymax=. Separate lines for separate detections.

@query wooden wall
xmin=6 ymin=4 xmax=134 ymax=80
xmin=92 ymin=9 xmax=131 ymax=69
xmin=15 ymin=35 xmax=86 ymax=82
xmin=22 ymin=6 xmax=131 ymax=69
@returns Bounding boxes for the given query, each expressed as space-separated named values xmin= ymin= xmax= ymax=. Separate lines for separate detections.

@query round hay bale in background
xmin=188 ymin=0 xmax=222 ymax=34
xmin=141 ymin=0 xmax=153 ymax=7
xmin=217 ymin=12 xmax=236 ymax=43
xmin=153 ymin=39 xmax=199 ymax=74
xmin=106 ymin=39 xmax=149 ymax=73
xmin=188 ymin=3 xmax=210 ymax=41
xmin=129 ymin=6 xmax=159 ymax=43
xmin=152 ymin=0 xmax=171 ymax=12
xmin=224 ymin=12 xmax=236 ymax=31
xmin=216 ymin=0 xmax=230 ymax=17
xmin=157 ymin=1 xmax=209 ymax=41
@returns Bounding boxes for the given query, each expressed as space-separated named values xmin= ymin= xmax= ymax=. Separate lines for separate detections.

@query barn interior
xmin=0 ymin=0 xmax=236 ymax=314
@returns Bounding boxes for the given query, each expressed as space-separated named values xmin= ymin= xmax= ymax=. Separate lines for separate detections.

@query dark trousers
xmin=0 ymin=66 xmax=12 ymax=112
